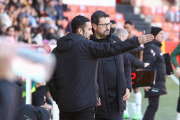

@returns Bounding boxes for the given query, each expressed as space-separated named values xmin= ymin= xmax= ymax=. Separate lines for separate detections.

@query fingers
xmin=144 ymin=86 xmax=150 ymax=91
xmin=123 ymin=93 xmax=130 ymax=101
xmin=141 ymin=30 xmax=145 ymax=35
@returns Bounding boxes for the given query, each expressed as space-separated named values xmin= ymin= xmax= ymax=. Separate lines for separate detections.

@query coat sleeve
xmin=81 ymin=36 xmax=140 ymax=59
xmin=128 ymin=52 xmax=144 ymax=69
xmin=129 ymin=46 xmax=144 ymax=54
xmin=170 ymin=42 xmax=180 ymax=68
xmin=123 ymin=53 xmax=132 ymax=92
xmin=143 ymin=46 xmax=157 ymax=69
xmin=46 ymin=52 xmax=58 ymax=103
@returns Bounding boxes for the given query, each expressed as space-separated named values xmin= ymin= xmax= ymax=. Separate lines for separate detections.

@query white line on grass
xmin=170 ymin=75 xmax=179 ymax=85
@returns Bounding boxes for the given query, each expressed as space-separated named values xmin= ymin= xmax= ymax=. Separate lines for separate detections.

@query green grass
xmin=126 ymin=77 xmax=179 ymax=120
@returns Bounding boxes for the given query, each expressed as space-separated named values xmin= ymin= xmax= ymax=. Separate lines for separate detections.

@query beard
xmin=102 ymin=29 xmax=110 ymax=36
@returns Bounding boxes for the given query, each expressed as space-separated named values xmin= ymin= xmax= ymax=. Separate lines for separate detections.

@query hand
xmin=144 ymin=63 xmax=150 ymax=67
xmin=175 ymin=67 xmax=180 ymax=77
xmin=53 ymin=11 xmax=57 ymax=16
xmin=123 ymin=88 xmax=130 ymax=101
xmin=95 ymin=98 xmax=101 ymax=106
xmin=144 ymin=86 xmax=150 ymax=91
xmin=138 ymin=31 xmax=154 ymax=44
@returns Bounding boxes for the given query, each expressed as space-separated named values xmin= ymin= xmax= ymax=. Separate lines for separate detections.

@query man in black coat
xmin=47 ymin=15 xmax=154 ymax=120
xmin=90 ymin=11 xmax=132 ymax=120
xmin=143 ymin=27 xmax=167 ymax=120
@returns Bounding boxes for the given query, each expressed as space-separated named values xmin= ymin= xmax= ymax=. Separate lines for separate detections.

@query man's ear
xmin=77 ymin=28 xmax=83 ymax=35
xmin=92 ymin=23 xmax=97 ymax=31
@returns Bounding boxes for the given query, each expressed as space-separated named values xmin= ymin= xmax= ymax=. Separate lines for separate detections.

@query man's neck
xmin=94 ymin=32 xmax=105 ymax=39
xmin=128 ymin=32 xmax=134 ymax=39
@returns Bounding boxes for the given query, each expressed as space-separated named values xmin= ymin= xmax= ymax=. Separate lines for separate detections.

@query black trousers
xmin=95 ymin=111 xmax=124 ymax=120
xmin=177 ymin=78 xmax=180 ymax=112
xmin=60 ymin=105 xmax=95 ymax=120
xmin=143 ymin=95 xmax=160 ymax=120
xmin=177 ymin=96 xmax=180 ymax=112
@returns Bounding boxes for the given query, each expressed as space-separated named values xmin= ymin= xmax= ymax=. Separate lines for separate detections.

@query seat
xmin=115 ymin=13 xmax=124 ymax=22
xmin=168 ymin=33 xmax=179 ymax=41
xmin=172 ymin=24 xmax=180 ymax=32
xmin=96 ymin=6 xmax=106 ymax=11
xmin=155 ymin=7 xmax=164 ymax=15
xmin=75 ymin=12 xmax=89 ymax=18
xmin=141 ymin=6 xmax=152 ymax=15
xmin=153 ymin=15 xmax=163 ymax=22
xmin=68 ymin=5 xmax=79 ymax=12
xmin=162 ymin=22 xmax=172 ymax=32
xmin=105 ymin=6 xmax=116 ymax=14
xmin=86 ymin=6 xmax=96 ymax=14
xmin=63 ymin=12 xmax=76 ymax=21
xmin=78 ymin=5 xmax=87 ymax=12
xmin=117 ymin=22 xmax=124 ymax=28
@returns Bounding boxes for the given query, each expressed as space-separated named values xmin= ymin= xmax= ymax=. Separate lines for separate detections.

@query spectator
xmin=45 ymin=0 xmax=57 ymax=20
xmin=14 ymin=25 xmax=21 ymax=42
xmin=26 ymin=7 xmax=38 ymax=27
xmin=18 ymin=30 xmax=31 ymax=44
xmin=18 ymin=14 xmax=28 ymax=31
xmin=57 ymin=26 xmax=64 ymax=39
xmin=175 ymin=8 xmax=180 ymax=23
xmin=0 ymin=2 xmax=12 ymax=27
xmin=8 ymin=11 xmax=18 ymax=26
xmin=164 ymin=6 xmax=176 ymax=23
xmin=32 ymin=26 xmax=44 ymax=44
xmin=46 ymin=27 xmax=57 ymax=41
xmin=9 ymin=0 xmax=21 ymax=8
xmin=6 ymin=26 xmax=16 ymax=43
xmin=4 ymin=0 xmax=10 ymax=10
xmin=110 ymin=20 xmax=116 ymax=34
xmin=7 ymin=4 xmax=17 ymax=14
xmin=56 ymin=18 xmax=63 ymax=29
xmin=65 ymin=22 xmax=72 ymax=35
xmin=55 ymin=0 xmax=64 ymax=19
xmin=0 ymin=24 xmax=7 ymax=35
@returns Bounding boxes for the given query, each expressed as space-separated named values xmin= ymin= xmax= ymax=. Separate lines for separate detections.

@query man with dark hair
xmin=47 ymin=15 xmax=154 ymax=120
xmin=124 ymin=20 xmax=144 ymax=119
xmin=110 ymin=20 xmax=117 ymax=34
xmin=90 ymin=10 xmax=152 ymax=120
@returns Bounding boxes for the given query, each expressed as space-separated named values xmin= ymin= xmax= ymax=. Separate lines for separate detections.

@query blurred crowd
xmin=164 ymin=5 xmax=180 ymax=23
xmin=0 ymin=0 xmax=71 ymax=45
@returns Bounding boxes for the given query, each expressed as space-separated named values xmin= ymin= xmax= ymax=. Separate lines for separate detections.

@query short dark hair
xmin=71 ymin=15 xmax=90 ymax=33
xmin=110 ymin=20 xmax=116 ymax=24
xmin=124 ymin=20 xmax=133 ymax=25
xmin=6 ymin=26 xmax=14 ymax=32
xmin=91 ymin=10 xmax=109 ymax=25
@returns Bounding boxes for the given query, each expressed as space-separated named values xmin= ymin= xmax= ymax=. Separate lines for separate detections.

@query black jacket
xmin=15 ymin=105 xmax=51 ymax=120
xmin=47 ymin=33 xmax=140 ymax=112
xmin=0 ymin=80 xmax=16 ymax=120
xmin=143 ymin=39 xmax=167 ymax=97
xmin=13 ymin=79 xmax=22 ymax=109
xmin=91 ymin=35 xmax=132 ymax=118
xmin=127 ymin=52 xmax=144 ymax=71
xmin=32 ymin=86 xmax=48 ymax=106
